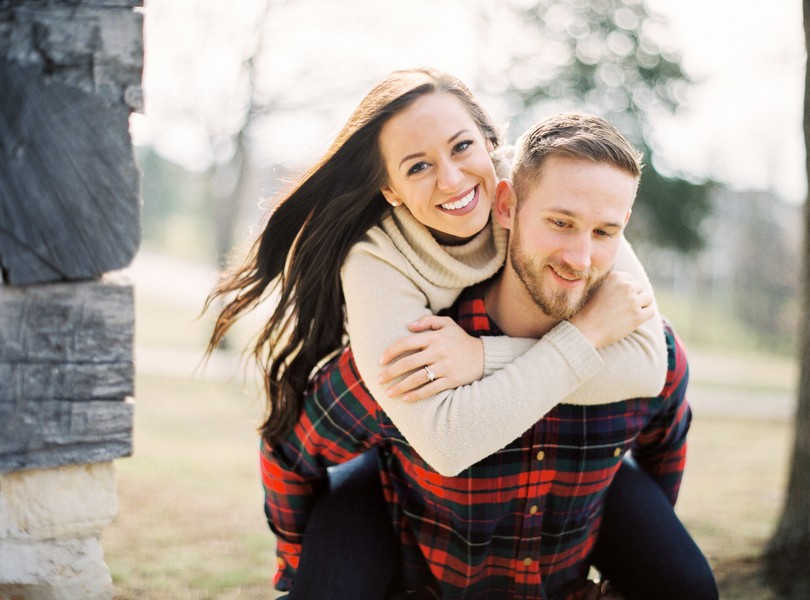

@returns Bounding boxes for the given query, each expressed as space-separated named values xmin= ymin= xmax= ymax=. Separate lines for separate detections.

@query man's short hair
xmin=511 ymin=112 xmax=644 ymax=205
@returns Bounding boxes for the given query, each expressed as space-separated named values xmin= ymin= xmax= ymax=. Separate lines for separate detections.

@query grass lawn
xmin=104 ymin=372 xmax=281 ymax=600
xmin=677 ymin=415 xmax=790 ymax=599
xmin=103 ymin=367 xmax=791 ymax=599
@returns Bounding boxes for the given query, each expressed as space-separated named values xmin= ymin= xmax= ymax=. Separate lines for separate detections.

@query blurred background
xmin=105 ymin=0 xmax=805 ymax=598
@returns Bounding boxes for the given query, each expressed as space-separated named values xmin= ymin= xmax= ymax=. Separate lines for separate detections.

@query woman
xmin=208 ymin=68 xmax=665 ymax=473
xmin=207 ymin=68 xmax=716 ymax=599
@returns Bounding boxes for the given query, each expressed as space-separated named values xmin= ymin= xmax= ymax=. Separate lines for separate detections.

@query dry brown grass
xmin=677 ymin=415 xmax=789 ymax=600
xmin=104 ymin=373 xmax=281 ymax=599
xmin=103 ymin=369 xmax=791 ymax=599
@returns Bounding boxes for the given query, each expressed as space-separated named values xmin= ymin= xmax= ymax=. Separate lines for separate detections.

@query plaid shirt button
xmin=523 ymin=557 xmax=533 ymax=567
xmin=529 ymin=505 xmax=539 ymax=515
xmin=536 ymin=450 xmax=545 ymax=461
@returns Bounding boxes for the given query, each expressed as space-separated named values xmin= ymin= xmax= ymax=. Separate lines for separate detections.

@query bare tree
xmin=765 ymin=1 xmax=810 ymax=596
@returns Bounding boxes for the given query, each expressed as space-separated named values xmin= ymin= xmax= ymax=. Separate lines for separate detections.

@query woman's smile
xmin=439 ymin=186 xmax=478 ymax=214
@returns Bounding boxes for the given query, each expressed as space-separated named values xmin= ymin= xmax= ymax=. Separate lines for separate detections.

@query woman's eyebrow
xmin=399 ymin=152 xmax=425 ymax=168
xmin=398 ymin=130 xmax=474 ymax=168
xmin=448 ymin=129 xmax=473 ymax=143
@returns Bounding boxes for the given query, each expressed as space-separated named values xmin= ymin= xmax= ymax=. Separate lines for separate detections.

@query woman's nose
xmin=436 ymin=159 xmax=463 ymax=191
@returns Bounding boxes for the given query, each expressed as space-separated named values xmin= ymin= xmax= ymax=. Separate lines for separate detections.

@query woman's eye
xmin=407 ymin=162 xmax=430 ymax=176
xmin=453 ymin=140 xmax=473 ymax=154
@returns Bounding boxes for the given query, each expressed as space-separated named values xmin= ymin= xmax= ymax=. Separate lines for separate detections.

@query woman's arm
xmin=342 ymin=231 xmax=665 ymax=476
xmin=379 ymin=236 xmax=666 ymax=403
xmin=571 ymin=236 xmax=668 ymax=399
xmin=481 ymin=236 xmax=666 ymax=396
xmin=341 ymin=233 xmax=603 ymax=476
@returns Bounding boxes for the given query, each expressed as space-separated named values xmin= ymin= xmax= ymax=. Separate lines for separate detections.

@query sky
xmin=649 ymin=0 xmax=805 ymax=202
xmin=135 ymin=0 xmax=806 ymax=203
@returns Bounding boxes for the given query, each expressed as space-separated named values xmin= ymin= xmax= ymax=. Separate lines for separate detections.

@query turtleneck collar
xmin=380 ymin=205 xmax=508 ymax=290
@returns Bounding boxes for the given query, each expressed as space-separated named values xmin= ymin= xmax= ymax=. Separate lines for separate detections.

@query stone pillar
xmin=0 ymin=278 xmax=135 ymax=600
xmin=0 ymin=2 xmax=143 ymax=598
xmin=0 ymin=464 xmax=118 ymax=600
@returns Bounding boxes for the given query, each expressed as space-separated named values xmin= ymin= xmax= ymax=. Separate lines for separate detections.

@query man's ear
xmin=380 ymin=186 xmax=401 ymax=207
xmin=493 ymin=179 xmax=517 ymax=231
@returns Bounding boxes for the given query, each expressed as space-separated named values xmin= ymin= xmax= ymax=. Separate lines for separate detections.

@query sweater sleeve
xmin=479 ymin=237 xmax=667 ymax=398
xmin=477 ymin=236 xmax=667 ymax=397
xmin=575 ymin=236 xmax=668 ymax=399
xmin=342 ymin=238 xmax=604 ymax=476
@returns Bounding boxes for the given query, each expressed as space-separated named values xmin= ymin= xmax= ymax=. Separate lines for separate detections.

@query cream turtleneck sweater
xmin=340 ymin=205 xmax=667 ymax=476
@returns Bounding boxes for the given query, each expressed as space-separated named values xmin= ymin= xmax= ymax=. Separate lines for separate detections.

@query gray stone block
xmin=0 ymin=278 xmax=134 ymax=473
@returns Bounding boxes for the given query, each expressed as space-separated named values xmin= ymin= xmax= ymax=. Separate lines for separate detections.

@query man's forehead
xmin=519 ymin=159 xmax=637 ymax=218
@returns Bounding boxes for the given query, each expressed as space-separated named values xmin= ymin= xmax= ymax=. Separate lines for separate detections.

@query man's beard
xmin=509 ymin=226 xmax=607 ymax=320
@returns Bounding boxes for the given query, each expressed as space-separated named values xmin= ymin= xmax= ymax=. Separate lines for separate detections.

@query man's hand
xmin=569 ymin=270 xmax=654 ymax=349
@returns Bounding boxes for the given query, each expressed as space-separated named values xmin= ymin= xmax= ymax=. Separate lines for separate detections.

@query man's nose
xmin=561 ymin=234 xmax=592 ymax=272
xmin=436 ymin=159 xmax=463 ymax=191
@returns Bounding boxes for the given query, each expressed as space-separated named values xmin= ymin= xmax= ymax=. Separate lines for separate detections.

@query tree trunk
xmin=764 ymin=0 xmax=810 ymax=597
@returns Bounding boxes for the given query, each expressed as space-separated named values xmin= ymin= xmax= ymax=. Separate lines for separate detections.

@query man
xmin=264 ymin=113 xmax=704 ymax=599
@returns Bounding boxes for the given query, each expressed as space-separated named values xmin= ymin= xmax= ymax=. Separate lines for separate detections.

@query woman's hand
xmin=377 ymin=315 xmax=485 ymax=402
xmin=569 ymin=270 xmax=654 ymax=349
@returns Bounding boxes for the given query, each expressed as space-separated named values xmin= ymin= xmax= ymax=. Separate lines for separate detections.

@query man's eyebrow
xmin=547 ymin=208 xmax=624 ymax=230
xmin=398 ymin=130 xmax=473 ymax=169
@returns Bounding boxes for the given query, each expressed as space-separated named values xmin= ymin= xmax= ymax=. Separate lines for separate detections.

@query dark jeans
xmin=591 ymin=455 xmax=719 ymax=600
xmin=286 ymin=450 xmax=397 ymax=600
xmin=285 ymin=451 xmax=718 ymax=600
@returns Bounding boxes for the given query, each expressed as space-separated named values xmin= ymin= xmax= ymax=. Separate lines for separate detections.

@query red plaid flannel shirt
xmin=262 ymin=284 xmax=691 ymax=599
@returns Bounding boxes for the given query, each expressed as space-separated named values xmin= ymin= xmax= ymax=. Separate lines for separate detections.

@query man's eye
xmin=594 ymin=229 xmax=614 ymax=238
xmin=407 ymin=162 xmax=430 ymax=176
xmin=551 ymin=219 xmax=567 ymax=228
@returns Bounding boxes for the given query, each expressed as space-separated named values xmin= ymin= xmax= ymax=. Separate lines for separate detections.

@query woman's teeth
xmin=441 ymin=188 xmax=475 ymax=211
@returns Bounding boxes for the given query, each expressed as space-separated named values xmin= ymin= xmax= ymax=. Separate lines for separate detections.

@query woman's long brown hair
xmin=205 ymin=67 xmax=499 ymax=445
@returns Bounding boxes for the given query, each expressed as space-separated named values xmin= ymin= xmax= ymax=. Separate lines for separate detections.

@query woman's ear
xmin=381 ymin=186 xmax=401 ymax=207
xmin=493 ymin=179 xmax=517 ymax=230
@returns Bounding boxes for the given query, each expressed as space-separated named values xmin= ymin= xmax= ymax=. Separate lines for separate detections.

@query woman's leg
xmin=591 ymin=455 xmax=719 ymax=600
xmin=287 ymin=449 xmax=398 ymax=600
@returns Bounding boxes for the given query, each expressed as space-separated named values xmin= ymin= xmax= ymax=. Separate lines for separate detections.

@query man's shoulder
xmin=308 ymin=348 xmax=402 ymax=434
xmin=442 ymin=283 xmax=500 ymax=336
xmin=662 ymin=322 xmax=687 ymax=364
xmin=309 ymin=348 xmax=373 ymax=407
xmin=661 ymin=322 xmax=689 ymax=397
